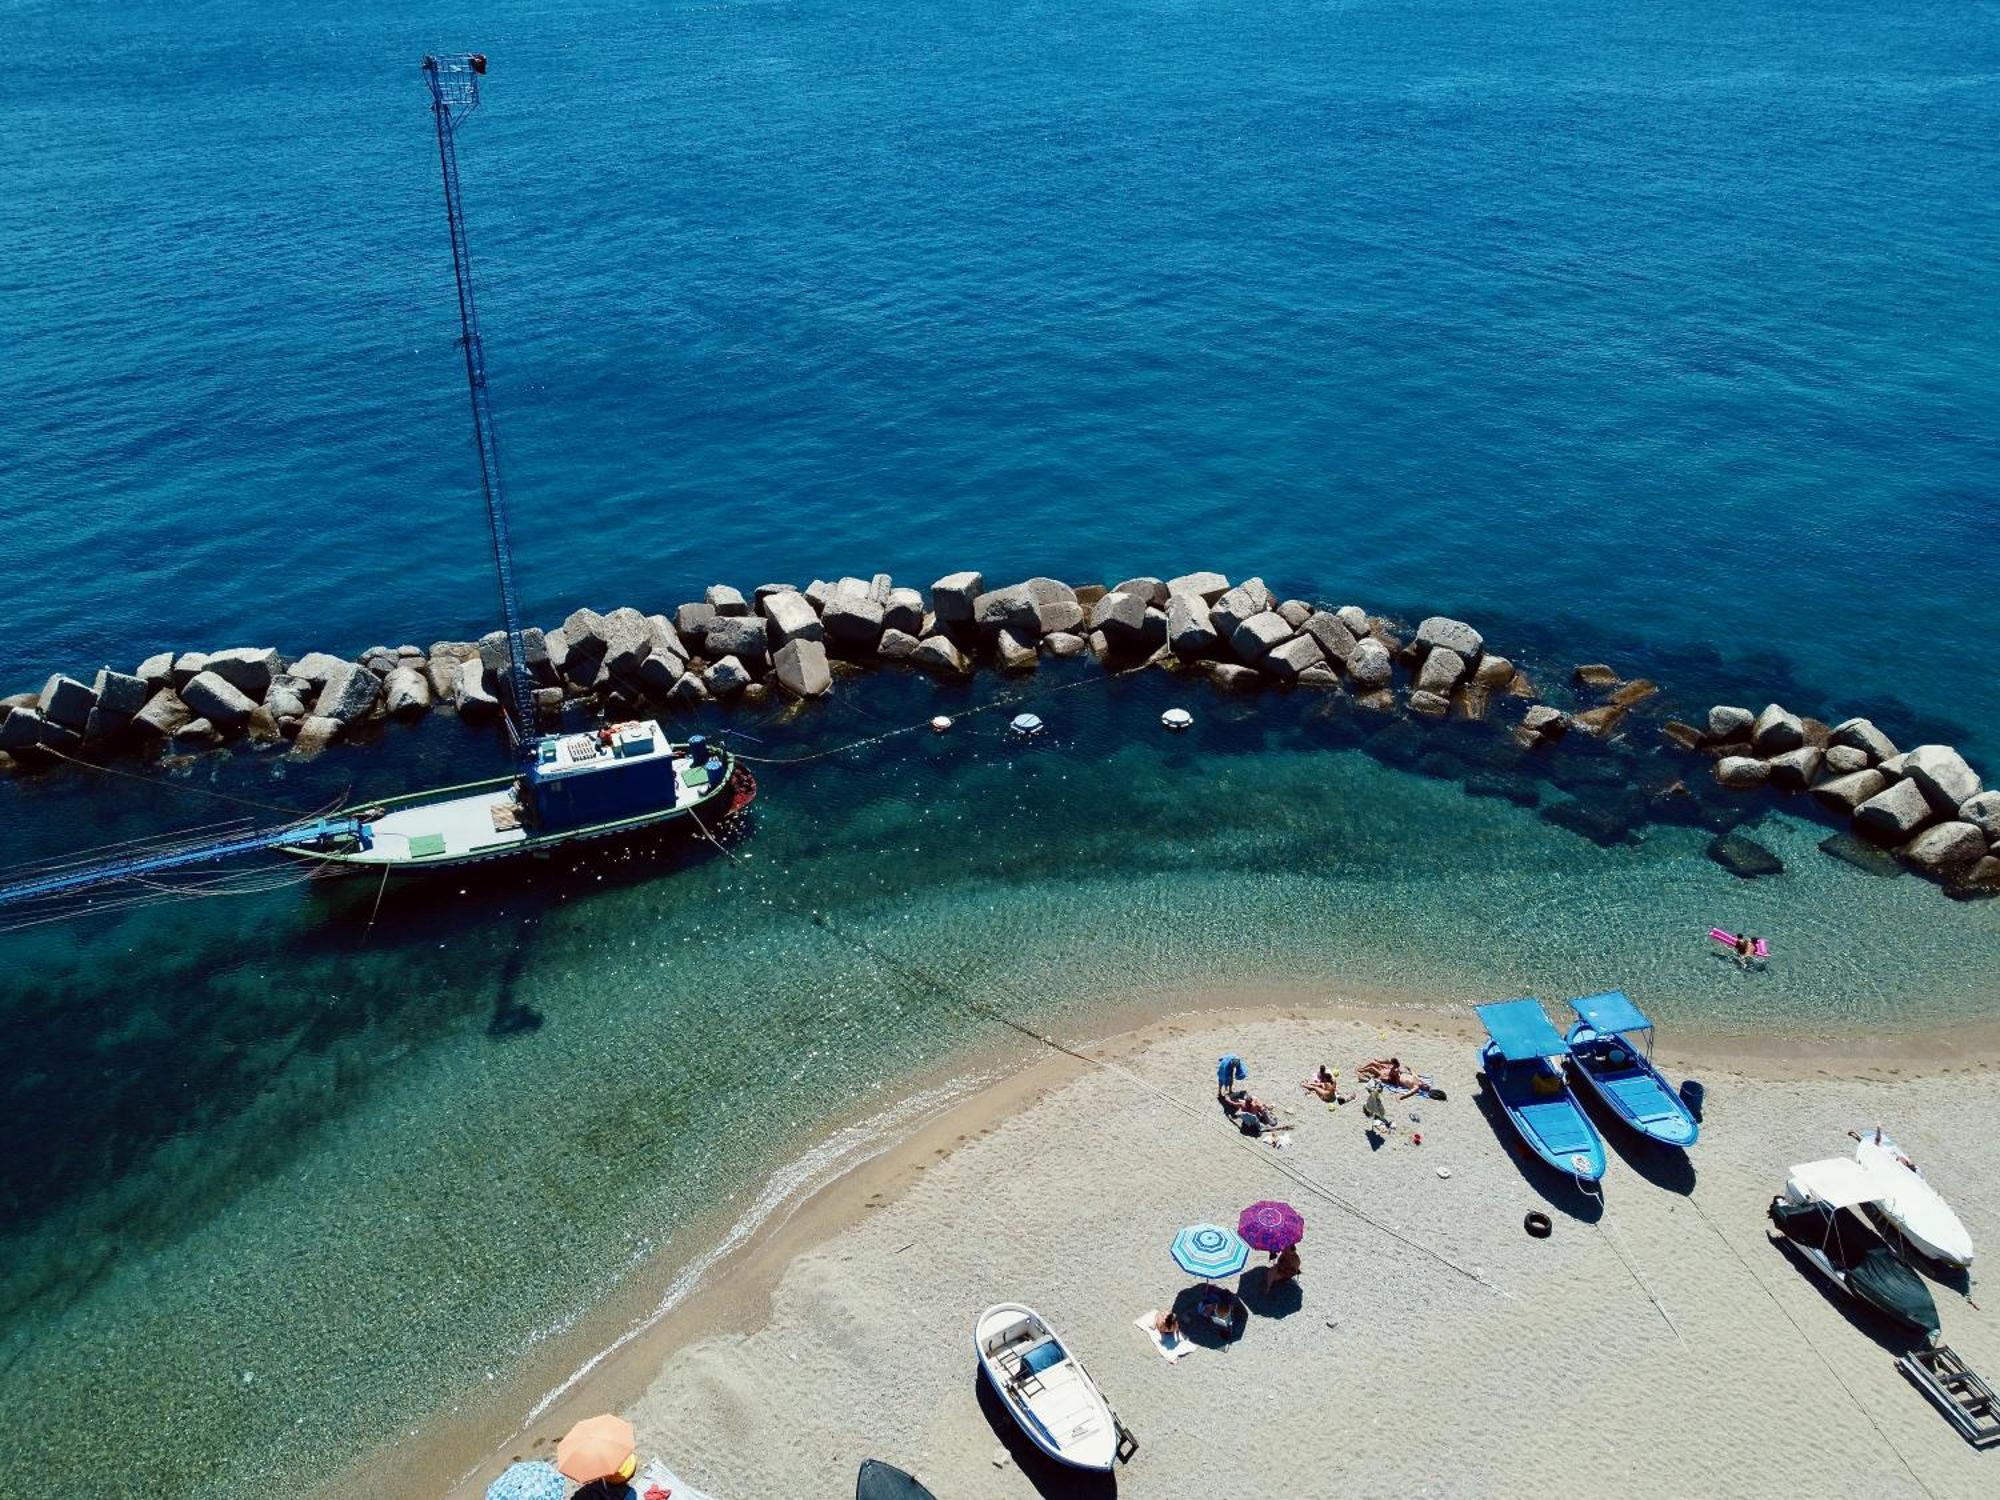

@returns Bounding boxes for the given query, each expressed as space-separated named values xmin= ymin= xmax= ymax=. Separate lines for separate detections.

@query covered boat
xmin=1563 ymin=990 xmax=1699 ymax=1149
xmin=1769 ymin=1157 xmax=1940 ymax=1340
xmin=974 ymin=1303 xmax=1122 ymax=1471
xmin=277 ymin=723 xmax=752 ymax=871
xmin=1853 ymin=1127 xmax=1975 ymax=1270
xmin=856 ymin=1460 xmax=939 ymax=1500
xmin=1476 ymin=998 xmax=1607 ymax=1182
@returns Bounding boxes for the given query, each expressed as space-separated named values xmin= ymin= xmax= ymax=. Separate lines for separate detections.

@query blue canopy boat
xmin=1563 ymin=990 xmax=1700 ymax=1149
xmin=1476 ymin=998 xmax=1607 ymax=1182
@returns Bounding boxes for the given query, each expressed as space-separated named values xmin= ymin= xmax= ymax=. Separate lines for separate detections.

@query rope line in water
xmin=686 ymin=802 xmax=1506 ymax=1298
xmin=41 ymin=744 xmax=339 ymax=819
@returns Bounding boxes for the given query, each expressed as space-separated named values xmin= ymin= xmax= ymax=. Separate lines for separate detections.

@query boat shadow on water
xmin=1471 ymin=1083 xmax=1605 ymax=1224
xmin=972 ymin=1371 xmax=1118 ymax=1499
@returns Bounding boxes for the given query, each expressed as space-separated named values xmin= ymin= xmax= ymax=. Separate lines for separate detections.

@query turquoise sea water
xmin=2 ymin=1 xmax=1997 ymax=1495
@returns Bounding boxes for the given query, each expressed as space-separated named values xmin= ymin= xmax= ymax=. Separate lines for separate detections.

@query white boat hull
xmin=1857 ymin=1135 xmax=1975 ymax=1270
xmin=973 ymin=1303 xmax=1118 ymax=1472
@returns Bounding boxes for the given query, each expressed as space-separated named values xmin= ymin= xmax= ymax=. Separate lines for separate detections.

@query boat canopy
xmin=1568 ymin=989 xmax=1652 ymax=1036
xmin=1791 ymin=1156 xmax=1902 ymax=1210
xmin=1475 ymin=999 xmax=1567 ymax=1062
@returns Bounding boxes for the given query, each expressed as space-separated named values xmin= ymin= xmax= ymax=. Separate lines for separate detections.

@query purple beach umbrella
xmin=1237 ymin=1200 xmax=1305 ymax=1253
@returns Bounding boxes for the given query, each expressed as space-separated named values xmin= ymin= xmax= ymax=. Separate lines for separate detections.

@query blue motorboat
xmin=1476 ymin=998 xmax=1607 ymax=1182
xmin=1563 ymin=990 xmax=1700 ymax=1149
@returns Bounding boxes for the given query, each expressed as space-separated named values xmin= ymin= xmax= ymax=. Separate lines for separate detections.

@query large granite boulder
xmin=382 ymin=666 xmax=432 ymax=716
xmin=1209 ymin=662 xmax=1261 ymax=691
xmin=822 ymin=594 xmax=886 ymax=649
xmin=1230 ymin=610 xmax=1293 ymax=662
xmin=1828 ymin=717 xmax=1897 ymax=764
xmin=1090 ymin=590 xmax=1149 ymax=646
xmin=643 ymin=616 xmax=686 ymax=669
xmin=1034 ymin=598 xmax=1084 ymax=635
xmin=1714 ymin=755 xmax=1771 ymax=789
xmin=288 ymin=715 xmax=340 ymax=759
xmin=1707 ymin=705 xmax=1754 ymax=741
xmin=1277 ymin=599 xmax=1311 ymax=630
xmin=1766 ymin=746 xmax=1824 ymax=790
xmin=972 ymin=577 xmax=1075 ymax=634
xmin=0 ymin=706 xmax=46 ymax=750
xmin=877 ymin=629 xmax=921 ymax=661
xmin=180 ymin=670 xmax=257 ymax=731
xmin=1335 ymin=605 xmax=1369 ymax=637
xmin=1415 ymin=616 xmax=1483 ymax=661
xmin=559 ymin=608 xmax=612 ymax=684
xmin=135 ymin=651 xmax=175 ymax=693
xmin=1210 ymin=581 xmax=1275 ymax=639
xmin=284 ymin=651 xmax=343 ymax=689
xmin=1042 ymin=631 xmax=1087 ymax=658
xmin=314 ymin=662 xmax=382 ymax=724
xmin=1415 ymin=647 xmax=1466 ymax=696
xmin=1750 ymin=704 xmax=1805 ymax=754
xmin=1813 ymin=769 xmax=1888 ymax=813
xmin=1263 ymin=634 xmax=1325 ymax=680
xmin=92 ymin=667 xmax=150 ymax=718
xmin=931 ymin=571 xmax=984 ymax=623
xmin=1165 ymin=570 xmax=1229 ymax=602
xmin=453 ymin=659 xmax=498 ymax=714
xmin=427 ymin=642 xmax=479 ymax=699
xmin=1112 ymin=577 xmax=1167 ymax=607
xmin=1960 ymin=790 xmax=2000 ymax=841
xmin=597 ymin=608 xmax=654 ymax=679
xmin=702 ymin=656 xmax=751 ymax=697
xmin=1302 ymin=611 xmax=1358 ymax=664
xmin=1167 ymin=594 xmax=1218 ymax=656
xmin=39 ymin=675 xmax=97 ymax=732
xmin=1408 ymin=689 xmax=1450 ymax=717
xmin=674 ymin=601 xmax=716 ymax=642
xmin=912 ymin=635 xmax=971 ymax=676
xmin=637 ymin=651 xmax=683 ymax=698
xmin=761 ymin=588 xmax=822 ymax=647
xmin=1903 ymin=821 xmax=1986 ymax=874
xmin=995 ymin=628 xmax=1038 ymax=671
xmin=131 ymin=689 xmax=191 ymax=738
xmin=1904 ymin=744 xmax=1979 ymax=813
xmin=667 ymin=671 xmax=709 ymax=706
xmin=704 ymin=584 xmax=749 ymax=616
xmin=1854 ymin=778 xmax=1936 ymax=844
xmin=1346 ymin=637 xmax=1393 ymax=689
xmin=882 ymin=588 xmax=925 ymax=635
xmin=203 ymin=647 xmax=281 ymax=700
xmin=704 ymin=614 xmax=771 ymax=668
xmin=1823 ymin=745 xmax=1870 ymax=775
xmin=170 ymin=651 xmax=210 ymax=690
xmin=1473 ymin=654 xmax=1514 ymax=689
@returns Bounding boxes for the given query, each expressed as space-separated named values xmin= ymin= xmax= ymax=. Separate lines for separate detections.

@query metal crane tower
xmin=421 ymin=52 xmax=539 ymax=751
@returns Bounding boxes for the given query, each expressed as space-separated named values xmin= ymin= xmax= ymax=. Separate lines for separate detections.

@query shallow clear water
xmin=2 ymin=0 xmax=1997 ymax=1493
xmin=2 ymin=667 xmax=1997 ymax=1496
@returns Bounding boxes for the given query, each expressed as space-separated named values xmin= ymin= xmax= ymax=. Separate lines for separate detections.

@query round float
xmin=1161 ymin=707 xmax=1193 ymax=731
xmin=930 ymin=715 xmax=953 ymax=734
xmin=1009 ymin=712 xmax=1045 ymax=739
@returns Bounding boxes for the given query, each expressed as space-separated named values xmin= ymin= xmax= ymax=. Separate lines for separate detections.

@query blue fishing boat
xmin=1563 ymin=990 xmax=1700 ymax=1149
xmin=1475 ymin=998 xmax=1607 ymax=1182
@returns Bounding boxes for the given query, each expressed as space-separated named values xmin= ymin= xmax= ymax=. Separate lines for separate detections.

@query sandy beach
xmin=430 ymin=1002 xmax=1998 ymax=1500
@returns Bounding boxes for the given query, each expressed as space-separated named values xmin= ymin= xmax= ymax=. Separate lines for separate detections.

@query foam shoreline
xmin=345 ymin=986 xmax=2000 ymax=1500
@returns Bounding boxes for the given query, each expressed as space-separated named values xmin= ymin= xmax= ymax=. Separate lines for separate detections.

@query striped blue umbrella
xmin=486 ymin=1461 xmax=565 ymax=1500
xmin=1171 ymin=1222 xmax=1250 ymax=1280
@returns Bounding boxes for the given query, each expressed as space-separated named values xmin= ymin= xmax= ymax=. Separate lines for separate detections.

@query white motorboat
xmin=1854 ymin=1127 xmax=1975 ymax=1270
xmin=973 ymin=1303 xmax=1123 ymax=1471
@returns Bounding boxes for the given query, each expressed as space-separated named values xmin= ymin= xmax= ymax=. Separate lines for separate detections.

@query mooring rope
xmin=1575 ymin=1170 xmax=1684 ymax=1346
xmin=687 ymin=801 xmax=1507 ymax=1298
xmin=40 ymin=743 xmax=342 ymax=820
xmin=1682 ymin=1191 xmax=1938 ymax=1500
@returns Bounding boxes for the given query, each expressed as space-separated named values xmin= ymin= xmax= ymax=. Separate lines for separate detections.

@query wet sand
xmin=416 ymin=995 xmax=1999 ymax=1500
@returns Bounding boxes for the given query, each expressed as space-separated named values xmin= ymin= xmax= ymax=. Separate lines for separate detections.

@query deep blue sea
xmin=1 ymin=2 xmax=1996 ymax=1495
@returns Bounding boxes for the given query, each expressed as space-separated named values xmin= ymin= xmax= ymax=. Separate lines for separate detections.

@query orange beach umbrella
xmin=556 ymin=1413 xmax=637 ymax=1483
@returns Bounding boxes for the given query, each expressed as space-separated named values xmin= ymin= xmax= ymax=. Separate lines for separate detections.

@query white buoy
xmin=1009 ymin=712 xmax=1045 ymax=739
xmin=930 ymin=715 xmax=953 ymax=734
xmin=1162 ymin=707 xmax=1193 ymax=731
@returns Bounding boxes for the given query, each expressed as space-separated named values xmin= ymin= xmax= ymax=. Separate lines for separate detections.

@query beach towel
xmin=633 ymin=1457 xmax=723 ymax=1500
xmin=1134 ymin=1311 xmax=1194 ymax=1363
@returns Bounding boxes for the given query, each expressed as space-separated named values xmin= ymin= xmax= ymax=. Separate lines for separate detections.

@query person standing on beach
xmin=1217 ymin=1052 xmax=1248 ymax=1096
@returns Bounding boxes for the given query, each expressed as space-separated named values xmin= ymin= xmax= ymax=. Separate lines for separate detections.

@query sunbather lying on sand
xmin=1358 ymin=1056 xmax=1424 ymax=1098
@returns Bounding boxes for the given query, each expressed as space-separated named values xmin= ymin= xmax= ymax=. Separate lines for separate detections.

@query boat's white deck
xmin=359 ymin=790 xmax=526 ymax=864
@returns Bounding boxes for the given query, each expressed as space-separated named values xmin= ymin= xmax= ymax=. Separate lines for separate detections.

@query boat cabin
xmin=523 ymin=721 xmax=715 ymax=832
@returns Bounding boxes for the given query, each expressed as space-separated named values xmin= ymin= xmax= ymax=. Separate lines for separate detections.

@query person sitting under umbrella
xmin=1268 ymin=1243 xmax=1302 ymax=1287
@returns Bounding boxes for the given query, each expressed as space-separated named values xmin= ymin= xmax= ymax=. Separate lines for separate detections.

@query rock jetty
xmin=2 ymin=569 xmax=1992 ymax=900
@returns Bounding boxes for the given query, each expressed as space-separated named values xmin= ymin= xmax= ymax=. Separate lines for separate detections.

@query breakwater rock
xmin=2 ymin=569 xmax=1993 ymax=899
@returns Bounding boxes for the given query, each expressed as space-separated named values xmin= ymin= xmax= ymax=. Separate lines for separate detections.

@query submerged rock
xmin=1708 ymin=832 xmax=1784 ymax=878
xmin=1573 ymin=664 xmax=1621 ymax=690
xmin=1819 ymin=832 xmax=1904 ymax=878
xmin=1408 ymin=689 xmax=1450 ymax=717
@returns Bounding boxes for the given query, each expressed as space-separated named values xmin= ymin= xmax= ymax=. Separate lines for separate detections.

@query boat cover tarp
xmin=1569 ymin=989 xmax=1651 ymax=1036
xmin=1851 ymin=1246 xmax=1942 ymax=1336
xmin=1791 ymin=1156 xmax=1901 ymax=1210
xmin=856 ymin=1459 xmax=939 ymax=1500
xmin=1476 ymin=999 xmax=1568 ymax=1062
